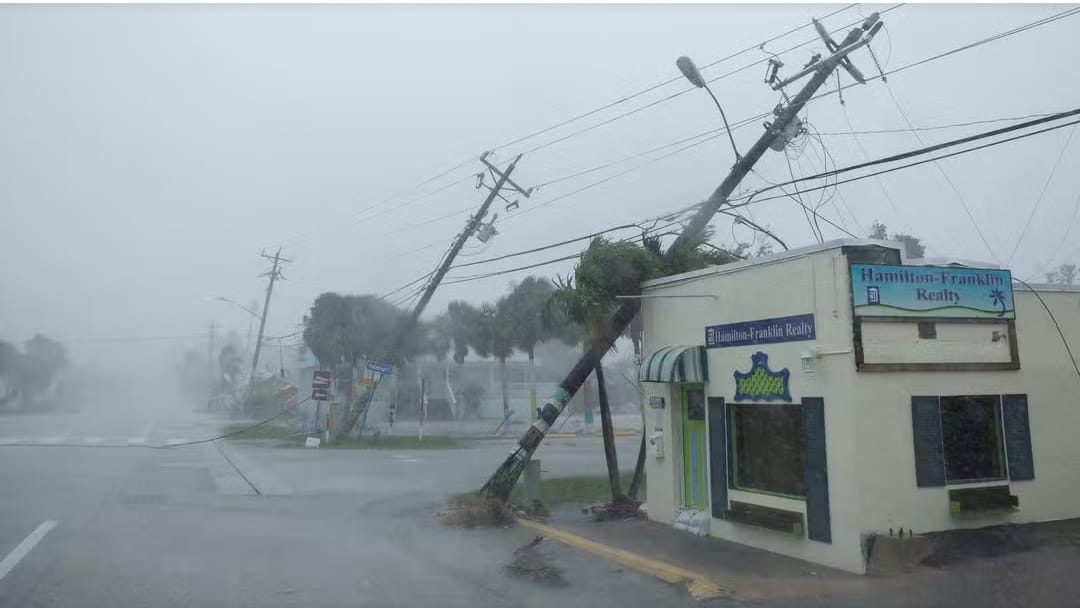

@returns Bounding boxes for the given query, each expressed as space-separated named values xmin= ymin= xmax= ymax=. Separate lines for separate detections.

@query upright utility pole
xmin=333 ymin=154 xmax=532 ymax=441
xmin=207 ymin=321 xmax=216 ymax=411
xmin=245 ymin=247 xmax=291 ymax=410
xmin=485 ymin=13 xmax=884 ymax=499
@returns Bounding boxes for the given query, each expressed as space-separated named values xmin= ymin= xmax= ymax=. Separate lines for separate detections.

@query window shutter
xmin=707 ymin=397 xmax=728 ymax=519
xmin=911 ymin=396 xmax=946 ymax=487
xmin=802 ymin=397 xmax=831 ymax=543
xmin=1003 ymin=394 xmax=1034 ymax=481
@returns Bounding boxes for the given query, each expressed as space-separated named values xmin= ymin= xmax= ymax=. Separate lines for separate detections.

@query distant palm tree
xmin=505 ymin=277 xmax=558 ymax=422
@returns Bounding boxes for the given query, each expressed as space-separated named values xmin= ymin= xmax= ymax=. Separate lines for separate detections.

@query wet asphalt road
xmin=0 ymin=400 xmax=689 ymax=608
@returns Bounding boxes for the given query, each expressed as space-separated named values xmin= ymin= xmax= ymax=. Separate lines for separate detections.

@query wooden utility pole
xmin=245 ymin=247 xmax=291 ymax=411
xmin=485 ymin=13 xmax=885 ymax=500
xmin=333 ymin=154 xmax=532 ymax=441
xmin=207 ymin=321 xmax=216 ymax=412
xmin=408 ymin=153 xmax=531 ymax=326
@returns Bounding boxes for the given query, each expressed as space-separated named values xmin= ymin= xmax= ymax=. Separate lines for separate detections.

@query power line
xmin=488 ymin=4 xmax=862 ymax=154
xmin=735 ymin=108 xmax=1080 ymax=201
xmin=733 ymin=116 xmax=1080 ymax=212
xmin=818 ymin=112 xmax=1059 ymax=136
xmin=0 ymin=397 xmax=314 ymax=450
xmin=839 ymin=103 xmax=912 ymax=232
xmin=450 ymin=223 xmax=650 ymax=269
xmin=1006 ymin=125 xmax=1078 ymax=266
xmin=494 ymin=8 xmax=1077 ymax=228
xmin=807 ymin=6 xmax=1080 ymax=107
xmin=882 ymin=81 xmax=999 ymax=263
xmin=1030 ymin=188 xmax=1080 ymax=280
xmin=1011 ymin=277 xmax=1080 ymax=384
xmin=442 ymin=229 xmax=683 ymax=286
xmin=281 ymin=6 xmax=872 ymax=253
xmin=507 ymin=6 xmax=904 ymax=160
xmin=285 ymin=4 xmax=1073 ymax=257
xmin=386 ymin=107 xmax=1080 ymax=299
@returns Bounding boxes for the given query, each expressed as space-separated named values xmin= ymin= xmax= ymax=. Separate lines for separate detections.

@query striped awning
xmin=639 ymin=345 xmax=709 ymax=384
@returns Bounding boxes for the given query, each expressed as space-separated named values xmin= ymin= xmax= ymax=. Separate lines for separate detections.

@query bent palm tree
xmin=546 ymin=238 xmax=662 ymax=505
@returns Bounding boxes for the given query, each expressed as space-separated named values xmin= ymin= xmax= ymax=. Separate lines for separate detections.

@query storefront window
xmin=940 ymin=395 xmax=1005 ymax=483
xmin=729 ymin=403 xmax=806 ymax=497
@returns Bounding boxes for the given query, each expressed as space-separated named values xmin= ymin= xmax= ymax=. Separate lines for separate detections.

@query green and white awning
xmin=639 ymin=345 xmax=709 ymax=384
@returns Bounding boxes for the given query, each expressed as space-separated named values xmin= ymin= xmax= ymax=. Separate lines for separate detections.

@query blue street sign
xmin=366 ymin=361 xmax=394 ymax=375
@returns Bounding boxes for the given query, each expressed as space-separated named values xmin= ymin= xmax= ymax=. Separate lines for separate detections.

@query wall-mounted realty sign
xmin=850 ymin=264 xmax=1014 ymax=319
xmin=705 ymin=314 xmax=815 ymax=349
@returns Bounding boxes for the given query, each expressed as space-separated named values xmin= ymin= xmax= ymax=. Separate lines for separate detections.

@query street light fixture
xmin=676 ymin=55 xmax=741 ymax=162
xmin=214 ymin=297 xmax=261 ymax=321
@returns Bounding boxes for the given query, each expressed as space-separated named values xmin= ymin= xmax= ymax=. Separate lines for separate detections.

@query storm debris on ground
xmin=505 ymin=536 xmax=568 ymax=588
xmin=439 ymin=492 xmax=515 ymax=528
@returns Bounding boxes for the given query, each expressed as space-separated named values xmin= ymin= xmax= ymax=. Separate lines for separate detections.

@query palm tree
xmin=505 ymin=277 xmax=556 ymax=421
xmin=546 ymin=237 xmax=663 ymax=505
xmin=487 ymin=298 xmax=517 ymax=424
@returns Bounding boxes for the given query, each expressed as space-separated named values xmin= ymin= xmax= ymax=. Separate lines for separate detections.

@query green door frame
xmin=681 ymin=384 xmax=707 ymax=510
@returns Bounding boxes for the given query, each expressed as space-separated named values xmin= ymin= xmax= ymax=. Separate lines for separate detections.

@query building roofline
xmin=1015 ymin=282 xmax=1080 ymax=293
xmin=642 ymin=238 xmax=903 ymax=289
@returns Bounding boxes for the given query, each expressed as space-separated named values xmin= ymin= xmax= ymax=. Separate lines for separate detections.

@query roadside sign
xmin=366 ymin=361 xmax=394 ymax=375
xmin=311 ymin=371 xmax=332 ymax=401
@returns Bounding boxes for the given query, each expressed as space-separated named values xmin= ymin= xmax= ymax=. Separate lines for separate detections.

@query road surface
xmin=0 ymin=399 xmax=685 ymax=607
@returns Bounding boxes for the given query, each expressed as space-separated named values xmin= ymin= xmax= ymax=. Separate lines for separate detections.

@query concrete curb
xmin=517 ymin=519 xmax=726 ymax=601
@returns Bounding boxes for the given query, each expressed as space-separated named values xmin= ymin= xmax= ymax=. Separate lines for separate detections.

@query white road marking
xmin=0 ymin=438 xmax=17 ymax=445
xmin=165 ymin=438 xmax=187 ymax=446
xmin=126 ymin=437 xmax=147 ymax=445
xmin=40 ymin=437 xmax=66 ymax=444
xmin=0 ymin=520 xmax=57 ymax=581
xmin=82 ymin=436 xmax=104 ymax=444
xmin=399 ymin=458 xmax=421 ymax=463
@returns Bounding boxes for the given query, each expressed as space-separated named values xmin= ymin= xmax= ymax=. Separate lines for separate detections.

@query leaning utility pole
xmin=333 ymin=153 xmax=532 ymax=440
xmin=408 ymin=152 xmax=531 ymax=326
xmin=245 ymin=247 xmax=291 ymax=411
xmin=485 ymin=13 xmax=884 ymax=499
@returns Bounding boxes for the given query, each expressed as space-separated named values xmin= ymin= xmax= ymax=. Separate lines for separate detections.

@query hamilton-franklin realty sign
xmin=850 ymin=263 xmax=1015 ymax=319
xmin=705 ymin=314 xmax=816 ymax=349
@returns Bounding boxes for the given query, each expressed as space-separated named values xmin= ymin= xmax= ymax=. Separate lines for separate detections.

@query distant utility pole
xmin=207 ymin=321 xmax=216 ymax=411
xmin=485 ymin=13 xmax=885 ymax=500
xmin=245 ymin=247 xmax=291 ymax=411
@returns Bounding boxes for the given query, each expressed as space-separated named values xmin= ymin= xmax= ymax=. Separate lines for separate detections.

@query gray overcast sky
xmin=2 ymin=3 xmax=1079 ymax=372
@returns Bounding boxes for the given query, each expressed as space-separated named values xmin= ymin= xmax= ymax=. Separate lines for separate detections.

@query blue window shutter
xmin=911 ymin=396 xmax=946 ymax=487
xmin=707 ymin=397 xmax=728 ymax=519
xmin=1003 ymin=394 xmax=1034 ymax=481
xmin=802 ymin=397 xmax=831 ymax=543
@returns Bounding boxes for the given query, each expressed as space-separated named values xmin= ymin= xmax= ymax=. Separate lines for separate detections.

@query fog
xmin=2 ymin=3 xmax=1079 ymax=403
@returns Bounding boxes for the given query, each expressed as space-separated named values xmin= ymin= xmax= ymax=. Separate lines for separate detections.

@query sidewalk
xmin=530 ymin=512 xmax=1080 ymax=605
xmin=542 ymin=515 xmax=877 ymax=602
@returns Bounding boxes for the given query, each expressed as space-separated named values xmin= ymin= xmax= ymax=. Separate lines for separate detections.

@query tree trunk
xmin=499 ymin=357 xmax=509 ymax=420
xmin=594 ymin=361 xmax=624 ymax=502
xmin=528 ymin=350 xmax=537 ymax=422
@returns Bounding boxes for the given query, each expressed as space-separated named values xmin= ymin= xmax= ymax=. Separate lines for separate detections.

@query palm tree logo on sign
xmin=733 ymin=351 xmax=791 ymax=402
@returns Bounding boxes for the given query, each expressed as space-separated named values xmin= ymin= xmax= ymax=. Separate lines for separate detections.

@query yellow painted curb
xmin=614 ymin=429 xmax=640 ymax=437
xmin=546 ymin=433 xmax=578 ymax=439
xmin=517 ymin=519 xmax=726 ymax=601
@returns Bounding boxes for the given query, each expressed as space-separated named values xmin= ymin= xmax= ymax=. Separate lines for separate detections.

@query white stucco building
xmin=638 ymin=238 xmax=1080 ymax=574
